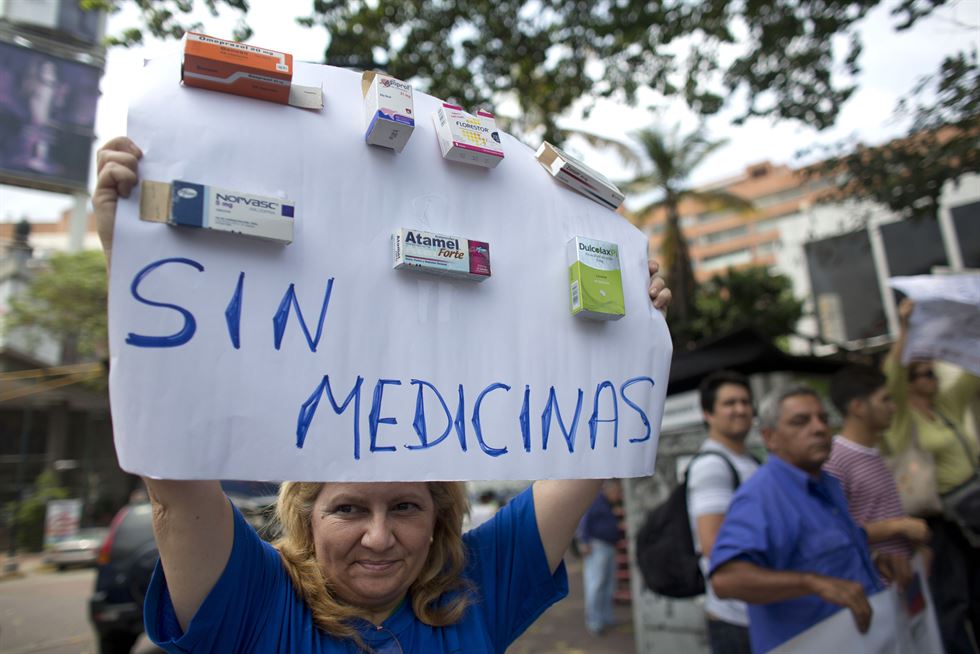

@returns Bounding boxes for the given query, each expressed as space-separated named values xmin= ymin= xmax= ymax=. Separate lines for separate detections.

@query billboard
xmin=0 ymin=40 xmax=101 ymax=193
xmin=1 ymin=0 xmax=104 ymax=45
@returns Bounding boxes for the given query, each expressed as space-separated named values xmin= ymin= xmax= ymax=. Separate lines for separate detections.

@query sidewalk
xmin=0 ymin=551 xmax=48 ymax=581
xmin=509 ymin=556 xmax=635 ymax=654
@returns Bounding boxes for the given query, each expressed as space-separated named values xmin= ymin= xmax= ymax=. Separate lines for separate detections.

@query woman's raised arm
xmin=95 ymin=137 xmax=233 ymax=631
xmin=533 ymin=263 xmax=671 ymax=572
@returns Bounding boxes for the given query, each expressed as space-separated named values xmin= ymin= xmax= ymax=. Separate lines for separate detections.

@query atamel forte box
xmin=139 ymin=180 xmax=294 ymax=244
xmin=536 ymin=142 xmax=625 ymax=211
xmin=392 ymin=228 xmax=491 ymax=281
xmin=567 ymin=236 xmax=625 ymax=320
xmin=181 ymin=32 xmax=322 ymax=109
xmin=432 ymin=104 xmax=504 ymax=168
xmin=362 ymin=72 xmax=414 ymax=152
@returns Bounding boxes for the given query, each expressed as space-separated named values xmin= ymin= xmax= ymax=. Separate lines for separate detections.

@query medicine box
xmin=139 ymin=180 xmax=294 ymax=244
xmin=362 ymin=72 xmax=415 ymax=152
xmin=567 ymin=236 xmax=625 ymax=320
xmin=432 ymin=104 xmax=504 ymax=168
xmin=181 ymin=32 xmax=322 ymax=109
xmin=392 ymin=228 xmax=491 ymax=281
xmin=537 ymin=142 xmax=625 ymax=211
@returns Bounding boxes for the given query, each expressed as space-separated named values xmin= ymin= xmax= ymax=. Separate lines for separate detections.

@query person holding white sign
xmin=883 ymin=298 xmax=980 ymax=654
xmin=709 ymin=386 xmax=909 ymax=653
xmin=93 ymin=136 xmax=673 ymax=653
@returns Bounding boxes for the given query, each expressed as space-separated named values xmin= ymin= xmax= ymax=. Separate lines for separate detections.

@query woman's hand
xmin=897 ymin=297 xmax=914 ymax=330
xmin=648 ymin=260 xmax=672 ymax=315
xmin=93 ymin=136 xmax=142 ymax=262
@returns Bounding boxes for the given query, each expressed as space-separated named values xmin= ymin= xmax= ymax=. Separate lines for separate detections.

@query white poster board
xmin=889 ymin=274 xmax=980 ymax=375
xmin=772 ymin=558 xmax=944 ymax=654
xmin=107 ymin=55 xmax=672 ymax=482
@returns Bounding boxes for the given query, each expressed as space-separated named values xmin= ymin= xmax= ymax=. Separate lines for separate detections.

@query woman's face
xmin=312 ymin=482 xmax=436 ymax=619
xmin=909 ymin=361 xmax=938 ymax=399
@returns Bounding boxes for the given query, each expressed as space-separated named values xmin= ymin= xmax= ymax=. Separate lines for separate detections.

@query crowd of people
xmin=597 ymin=297 xmax=977 ymax=653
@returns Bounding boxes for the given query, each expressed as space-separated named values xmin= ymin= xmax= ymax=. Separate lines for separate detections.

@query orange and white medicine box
xmin=432 ymin=104 xmax=504 ymax=168
xmin=181 ymin=32 xmax=322 ymax=110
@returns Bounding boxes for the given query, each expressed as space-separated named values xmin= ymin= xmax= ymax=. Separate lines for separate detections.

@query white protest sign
xmin=107 ymin=54 xmax=672 ymax=482
xmin=771 ymin=557 xmax=943 ymax=654
xmin=44 ymin=498 xmax=82 ymax=547
xmin=889 ymin=274 xmax=980 ymax=375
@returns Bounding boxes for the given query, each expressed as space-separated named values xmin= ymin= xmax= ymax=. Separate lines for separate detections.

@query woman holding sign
xmin=94 ymin=136 xmax=671 ymax=653
xmin=883 ymin=298 xmax=980 ymax=654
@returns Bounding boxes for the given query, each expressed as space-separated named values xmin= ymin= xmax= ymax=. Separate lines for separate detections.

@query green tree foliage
xmin=7 ymin=470 xmax=70 ymax=551
xmin=688 ymin=266 xmax=804 ymax=345
xmin=810 ymin=48 xmax=979 ymax=221
xmin=90 ymin=0 xmax=947 ymax=143
xmin=5 ymin=251 xmax=109 ymax=363
xmin=578 ymin=125 xmax=750 ymax=342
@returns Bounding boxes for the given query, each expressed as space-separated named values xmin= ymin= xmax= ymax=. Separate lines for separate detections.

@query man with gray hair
xmin=708 ymin=385 xmax=910 ymax=652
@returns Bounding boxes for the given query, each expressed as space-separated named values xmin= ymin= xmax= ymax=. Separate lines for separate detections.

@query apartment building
xmin=640 ymin=158 xmax=980 ymax=347
xmin=641 ymin=161 xmax=834 ymax=283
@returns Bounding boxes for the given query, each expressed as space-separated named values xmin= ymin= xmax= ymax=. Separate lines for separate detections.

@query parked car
xmin=45 ymin=527 xmax=109 ymax=571
xmin=88 ymin=482 xmax=279 ymax=654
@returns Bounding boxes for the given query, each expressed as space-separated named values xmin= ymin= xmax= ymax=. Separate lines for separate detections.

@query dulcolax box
xmin=566 ymin=236 xmax=625 ymax=320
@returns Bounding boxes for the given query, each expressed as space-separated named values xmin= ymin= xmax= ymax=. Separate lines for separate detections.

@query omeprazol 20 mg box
xmin=139 ymin=180 xmax=294 ymax=244
xmin=181 ymin=32 xmax=323 ymax=110
xmin=392 ymin=229 xmax=491 ymax=281
xmin=567 ymin=236 xmax=625 ymax=320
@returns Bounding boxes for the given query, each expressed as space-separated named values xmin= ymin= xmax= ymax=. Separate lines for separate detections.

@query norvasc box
xmin=181 ymin=32 xmax=322 ymax=109
xmin=392 ymin=228 xmax=491 ymax=281
xmin=567 ymin=236 xmax=625 ymax=320
xmin=537 ymin=142 xmax=625 ymax=211
xmin=432 ymin=104 xmax=504 ymax=168
xmin=139 ymin=180 xmax=294 ymax=244
xmin=362 ymin=72 xmax=414 ymax=152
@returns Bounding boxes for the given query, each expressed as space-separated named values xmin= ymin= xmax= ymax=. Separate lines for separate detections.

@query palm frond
xmin=557 ymin=129 xmax=643 ymax=169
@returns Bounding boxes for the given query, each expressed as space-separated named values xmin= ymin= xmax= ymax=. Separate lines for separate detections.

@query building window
xmin=699 ymin=248 xmax=752 ymax=272
xmin=701 ymin=225 xmax=748 ymax=245
xmin=753 ymin=188 xmax=803 ymax=209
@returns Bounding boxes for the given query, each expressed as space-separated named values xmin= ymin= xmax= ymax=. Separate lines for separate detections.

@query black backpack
xmin=635 ymin=451 xmax=742 ymax=598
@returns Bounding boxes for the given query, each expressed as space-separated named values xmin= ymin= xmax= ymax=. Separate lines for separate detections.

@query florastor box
xmin=362 ymin=72 xmax=415 ymax=152
xmin=432 ymin=104 xmax=504 ymax=168
xmin=566 ymin=236 xmax=625 ymax=320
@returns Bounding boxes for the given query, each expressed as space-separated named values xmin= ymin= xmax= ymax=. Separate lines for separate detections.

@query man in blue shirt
xmin=710 ymin=385 xmax=910 ymax=653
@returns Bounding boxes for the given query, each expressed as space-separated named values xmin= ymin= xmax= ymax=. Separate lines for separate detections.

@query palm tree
xmin=572 ymin=125 xmax=751 ymax=339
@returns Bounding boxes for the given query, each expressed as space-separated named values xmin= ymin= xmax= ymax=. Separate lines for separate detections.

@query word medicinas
xmin=296 ymin=374 xmax=656 ymax=460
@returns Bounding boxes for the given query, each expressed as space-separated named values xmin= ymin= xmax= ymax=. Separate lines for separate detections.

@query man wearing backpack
xmin=687 ymin=371 xmax=761 ymax=654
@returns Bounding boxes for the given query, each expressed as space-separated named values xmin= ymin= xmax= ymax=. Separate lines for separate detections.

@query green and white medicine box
xmin=566 ymin=236 xmax=625 ymax=321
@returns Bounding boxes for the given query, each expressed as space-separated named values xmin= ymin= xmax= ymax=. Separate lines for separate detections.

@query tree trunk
xmin=661 ymin=199 xmax=698 ymax=342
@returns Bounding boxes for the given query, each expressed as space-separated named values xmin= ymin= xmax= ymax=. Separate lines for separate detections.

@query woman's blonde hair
xmin=274 ymin=481 xmax=472 ymax=640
